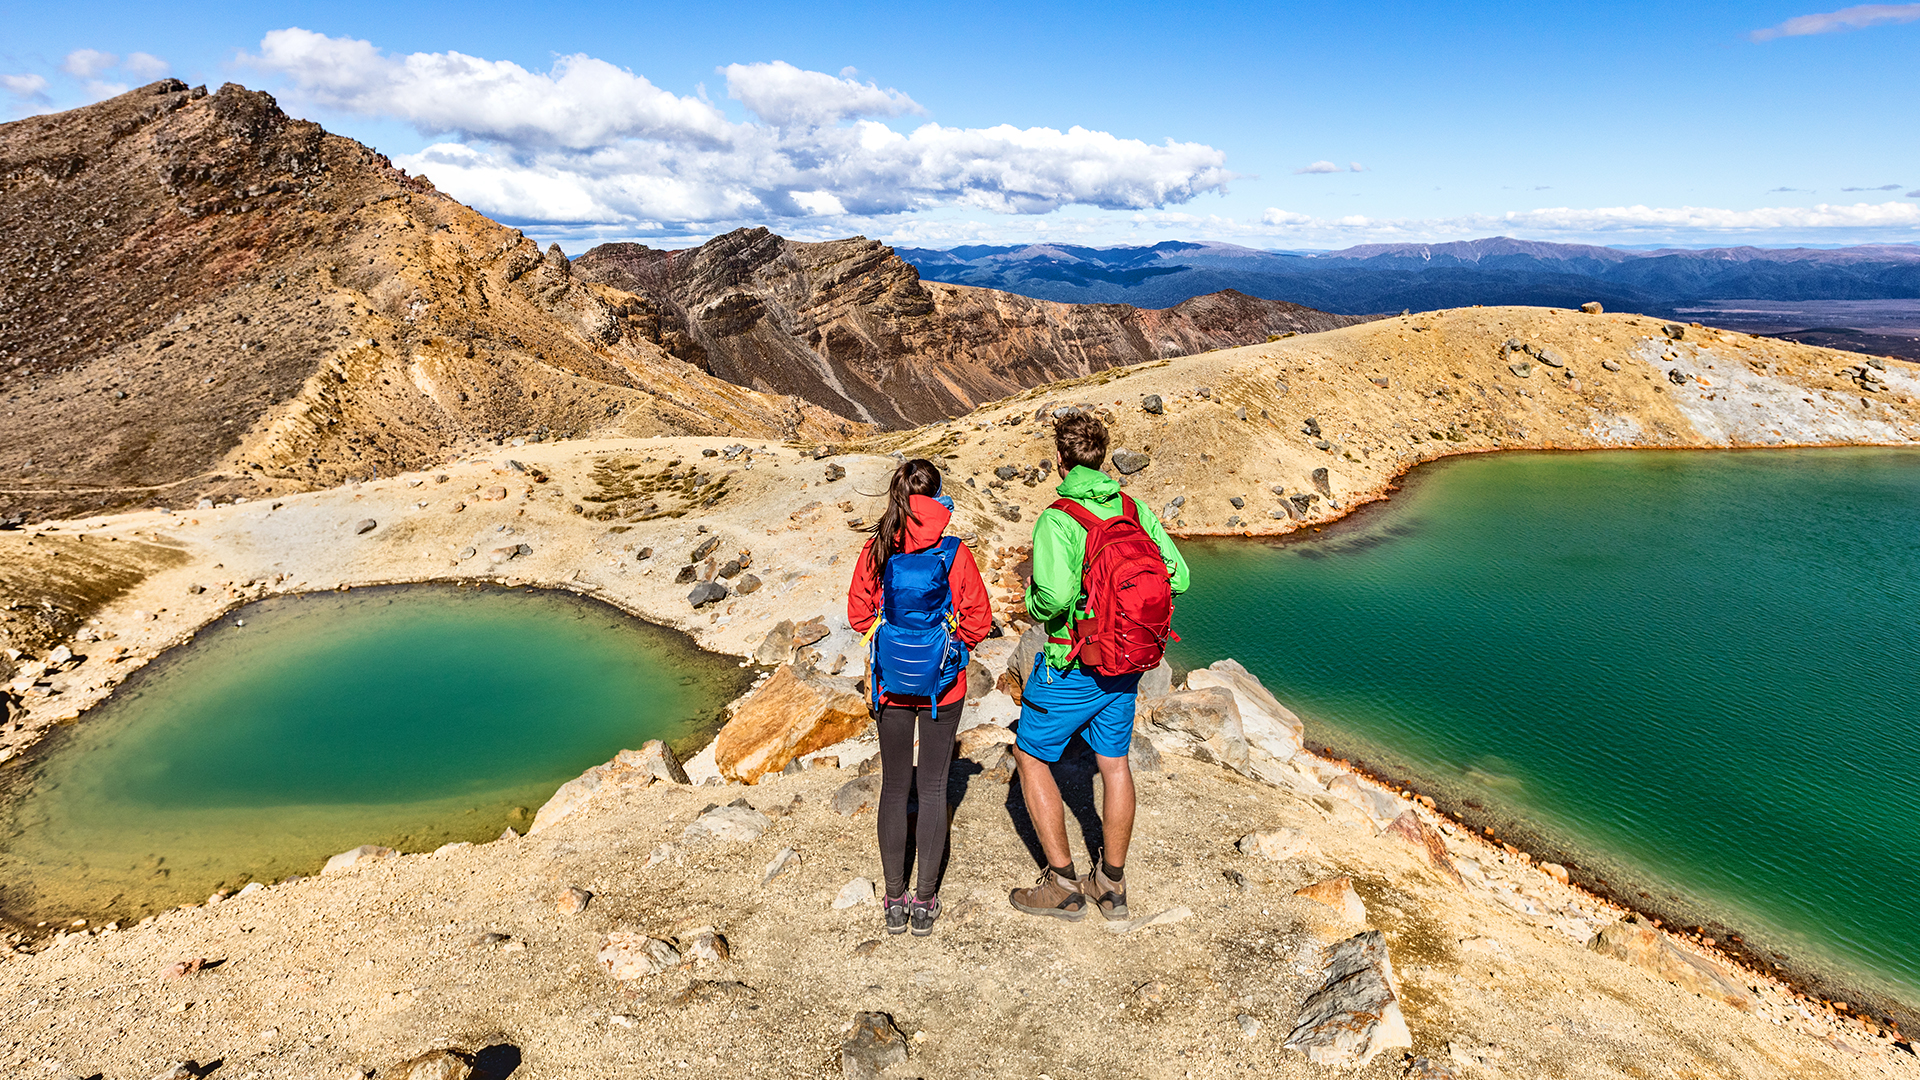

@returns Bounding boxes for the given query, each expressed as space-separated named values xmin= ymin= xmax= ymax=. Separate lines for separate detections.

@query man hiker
xmin=1009 ymin=412 xmax=1189 ymax=920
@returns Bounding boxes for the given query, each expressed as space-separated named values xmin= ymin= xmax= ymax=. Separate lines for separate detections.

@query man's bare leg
xmin=1093 ymin=753 xmax=1135 ymax=868
xmin=1013 ymin=747 xmax=1073 ymax=869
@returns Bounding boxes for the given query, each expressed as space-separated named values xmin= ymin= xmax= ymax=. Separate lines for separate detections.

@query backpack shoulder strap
xmin=1048 ymin=497 xmax=1103 ymax=531
xmin=1118 ymin=493 xmax=1140 ymax=524
xmin=934 ymin=535 xmax=961 ymax=568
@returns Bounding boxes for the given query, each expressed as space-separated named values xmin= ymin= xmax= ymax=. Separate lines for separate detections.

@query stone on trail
xmin=1535 ymin=345 xmax=1568 ymax=368
xmin=1185 ymin=659 xmax=1303 ymax=760
xmin=532 ymin=740 xmax=687 ymax=833
xmin=682 ymin=803 xmax=771 ymax=845
xmin=1384 ymin=810 xmax=1466 ymax=885
xmin=1294 ymin=876 xmax=1368 ymax=923
xmin=385 ymin=1049 xmax=474 ymax=1080
xmin=681 ymin=927 xmax=730 ymax=964
xmin=834 ymin=877 xmax=876 ymax=909
xmin=793 ymin=616 xmax=832 ymax=647
xmin=598 ymin=931 xmax=682 ymax=980
xmin=1141 ymin=394 xmax=1164 ymax=414
xmin=761 ymin=845 xmax=801 ymax=885
xmin=160 ymin=956 xmax=208 ymax=980
xmin=1282 ymin=929 xmax=1413 ymax=1068
xmin=735 ymin=573 xmax=762 ymax=594
xmin=1581 ymin=301 xmax=1604 ymax=314
xmin=755 ymin=619 xmax=796 ymax=665
xmin=1238 ymin=828 xmax=1319 ymax=862
xmin=674 ymin=564 xmax=698 ymax=584
xmin=1588 ymin=915 xmax=1757 ymax=1010
xmin=354 ymin=518 xmax=377 ymax=535
xmin=841 ymin=1012 xmax=909 ymax=1080
xmin=1111 ymin=447 xmax=1151 ymax=474
xmin=715 ymin=664 xmax=870 ymax=782
xmin=687 ymin=580 xmax=727 ymax=608
xmin=691 ymin=536 xmax=722 ymax=562
xmin=555 ymin=886 xmax=592 ymax=915
xmin=322 ymin=844 xmax=396 ymax=875
xmin=1601 ymin=359 xmax=1623 ymax=372
xmin=1509 ymin=360 xmax=1535 ymax=378
xmin=832 ymin=772 xmax=884 ymax=815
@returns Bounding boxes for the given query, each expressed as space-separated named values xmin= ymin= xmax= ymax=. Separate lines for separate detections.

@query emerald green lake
xmin=1171 ymin=448 xmax=1920 ymax=1012
xmin=0 ymin=585 xmax=747 ymax=925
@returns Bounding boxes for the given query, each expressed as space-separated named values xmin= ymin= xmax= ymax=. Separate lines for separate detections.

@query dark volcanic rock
xmin=1110 ymin=448 xmax=1150 ymax=475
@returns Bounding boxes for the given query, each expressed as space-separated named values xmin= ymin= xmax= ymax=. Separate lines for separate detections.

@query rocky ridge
xmin=571 ymin=230 xmax=1373 ymax=429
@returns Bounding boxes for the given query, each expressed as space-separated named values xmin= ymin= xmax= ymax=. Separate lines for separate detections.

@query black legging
xmin=876 ymin=698 xmax=963 ymax=901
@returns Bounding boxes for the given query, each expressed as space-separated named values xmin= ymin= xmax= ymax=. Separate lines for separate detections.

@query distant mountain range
xmin=900 ymin=237 xmax=1920 ymax=357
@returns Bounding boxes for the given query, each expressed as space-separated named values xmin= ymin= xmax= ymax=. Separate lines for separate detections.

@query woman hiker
xmin=846 ymin=458 xmax=992 ymax=936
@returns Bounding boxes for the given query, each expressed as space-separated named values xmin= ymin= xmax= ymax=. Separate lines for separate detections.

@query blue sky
xmin=4 ymin=0 xmax=1918 ymax=250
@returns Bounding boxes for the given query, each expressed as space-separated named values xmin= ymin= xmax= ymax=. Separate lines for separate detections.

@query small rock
xmin=1535 ymin=346 xmax=1567 ymax=368
xmin=755 ymin=620 xmax=796 ymax=665
xmin=635 ymin=546 xmax=653 ymax=560
xmin=1235 ymin=405 xmax=1250 ymax=419
xmin=965 ymin=660 xmax=994 ymax=703
xmin=1282 ymin=930 xmax=1413 ymax=1067
xmin=997 ymin=503 xmax=1022 ymax=522
xmin=354 ymin=519 xmax=377 ymax=535
xmin=1668 ymin=368 xmax=1690 ymax=385
xmin=1195 ymin=386 xmax=1212 ymax=398
xmin=996 ymin=668 xmax=1024 ymax=702
xmin=793 ymin=616 xmax=831 ymax=646
xmin=482 ymin=486 xmax=507 ymax=500
xmin=683 ymin=803 xmax=772 ymax=844
xmin=386 ymin=1049 xmax=475 ymax=1080
xmin=458 ymin=546 xmax=476 ymax=560
xmin=1228 ymin=495 xmax=1244 ymax=509
xmin=1236 ymin=1014 xmax=1263 ymax=1038
xmin=1301 ymin=416 xmax=1321 ymax=437
xmin=1540 ymin=861 xmax=1571 ymax=885
xmin=833 ymin=773 xmax=884 ymax=815
xmin=1294 ymin=875 xmax=1368 ymax=923
xmin=852 ymin=939 xmax=882 ymax=957
xmin=718 ymin=558 xmax=743 ymax=579
xmin=1601 ymin=359 xmax=1622 ymax=372
xmin=150 ymin=1063 xmax=202 ymax=1080
xmin=1311 ymin=467 xmax=1330 ymax=494
xmin=556 ymin=886 xmax=593 ymax=915
xmin=1109 ymin=447 xmax=1151 ymax=475
xmin=688 ymin=581 xmax=728 ymax=608
xmin=824 ymin=463 xmax=847 ymax=482
xmin=735 ymin=573 xmax=762 ymax=594
xmin=1580 ymin=301 xmax=1603 ymax=314
xmin=160 ymin=956 xmax=208 ymax=980
xmin=995 ymin=465 xmax=1018 ymax=480
xmin=834 ymin=877 xmax=875 ymax=909
xmin=681 ymin=927 xmax=730 ymax=963
xmin=1406 ymin=1055 xmax=1462 ymax=1079
xmin=1238 ymin=829 xmax=1318 ymax=861
xmin=841 ymin=1012 xmax=909 ymax=1080
xmin=598 ymin=932 xmax=682 ymax=980
xmin=1662 ymin=323 xmax=1686 ymax=340
xmin=691 ymin=536 xmax=721 ymax=562
xmin=1509 ymin=360 xmax=1535 ymax=378
xmin=1141 ymin=394 xmax=1164 ymax=414
xmin=761 ymin=845 xmax=802 ymax=885
xmin=322 ymin=844 xmax=396 ymax=875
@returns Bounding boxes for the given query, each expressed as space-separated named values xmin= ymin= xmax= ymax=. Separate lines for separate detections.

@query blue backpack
xmin=866 ymin=536 xmax=970 ymax=707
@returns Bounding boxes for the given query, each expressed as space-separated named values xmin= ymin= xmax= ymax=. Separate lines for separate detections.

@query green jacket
xmin=1025 ymin=466 xmax=1189 ymax=671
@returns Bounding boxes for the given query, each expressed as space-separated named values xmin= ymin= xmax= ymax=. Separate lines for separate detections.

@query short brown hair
xmin=1054 ymin=412 xmax=1109 ymax=471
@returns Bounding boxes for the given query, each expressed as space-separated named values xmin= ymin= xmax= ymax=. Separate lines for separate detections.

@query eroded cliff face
xmin=0 ymin=83 xmax=852 ymax=522
xmin=574 ymin=229 xmax=1373 ymax=428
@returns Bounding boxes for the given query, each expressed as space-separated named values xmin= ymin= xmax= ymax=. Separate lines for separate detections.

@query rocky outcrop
xmin=572 ymin=230 xmax=1371 ymax=428
xmin=1283 ymin=930 xmax=1415 ymax=1068
xmin=1589 ymin=915 xmax=1758 ymax=1010
xmin=713 ymin=664 xmax=871 ymax=783
xmin=530 ymin=740 xmax=688 ymax=834
xmin=0 ymin=83 xmax=851 ymax=523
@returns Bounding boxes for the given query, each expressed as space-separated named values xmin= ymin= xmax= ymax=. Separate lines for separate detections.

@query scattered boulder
xmin=832 ymin=773 xmax=884 ymax=815
xmin=691 ymin=536 xmax=722 ymax=562
xmin=834 ymin=877 xmax=875 ymax=909
xmin=824 ymin=463 xmax=847 ymax=482
xmin=386 ymin=1049 xmax=474 ymax=1080
xmin=1184 ymin=659 xmax=1303 ymax=760
xmin=1282 ymin=929 xmax=1413 ymax=1068
xmin=1588 ymin=915 xmax=1757 ymax=1009
xmin=1111 ymin=448 xmax=1151 ymax=475
xmin=1535 ymin=346 xmax=1567 ymax=367
xmin=715 ymin=664 xmax=870 ymax=783
xmin=965 ymin=661 xmax=994 ymax=703
xmin=718 ymin=558 xmax=744 ymax=579
xmin=735 ymin=573 xmax=762 ymax=594
xmin=1662 ymin=323 xmax=1686 ymax=340
xmin=761 ymin=846 xmax=802 ymax=885
xmin=674 ymin=564 xmax=699 ymax=584
xmin=322 ymin=845 xmax=396 ymax=875
xmin=841 ymin=1012 xmax=909 ymax=1080
xmin=793 ymin=616 xmax=832 ymax=647
xmin=1144 ymin=687 xmax=1249 ymax=773
xmin=995 ymin=465 xmax=1018 ymax=481
xmin=1294 ymin=876 xmax=1367 ymax=923
xmin=1581 ymin=301 xmax=1604 ymax=314
xmin=598 ymin=932 xmax=682 ymax=980
xmin=1509 ymin=360 xmax=1535 ymax=378
xmin=755 ymin=620 xmax=796 ymax=665
xmin=682 ymin=803 xmax=772 ymax=845
xmin=1384 ymin=810 xmax=1466 ymax=885
xmin=532 ymin=740 xmax=689 ymax=833
xmin=1326 ymin=774 xmax=1407 ymax=829
xmin=688 ymin=581 xmax=728 ymax=608
xmin=1229 ymin=495 xmax=1245 ymax=509
xmin=482 ymin=486 xmax=507 ymax=501
xmin=1141 ymin=395 xmax=1164 ymax=414
xmin=996 ymin=668 xmax=1024 ymax=702
xmin=1011 ymin=624 xmax=1047 ymax=683
xmin=958 ymin=724 xmax=1016 ymax=761
xmin=1237 ymin=828 xmax=1318 ymax=861
xmin=1311 ymin=467 xmax=1330 ymax=494
xmin=354 ymin=519 xmax=377 ymax=535
xmin=681 ymin=927 xmax=730 ymax=964
xmin=555 ymin=887 xmax=593 ymax=915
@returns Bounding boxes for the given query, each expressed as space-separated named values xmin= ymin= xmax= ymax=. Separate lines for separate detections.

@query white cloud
xmin=1751 ymin=3 xmax=1920 ymax=40
xmin=1247 ymin=200 xmax=1920 ymax=245
xmin=123 ymin=52 xmax=170 ymax=79
xmin=250 ymin=30 xmax=1232 ymax=229
xmin=61 ymin=49 xmax=118 ymax=78
xmin=1 ymin=73 xmax=49 ymax=103
xmin=1294 ymin=160 xmax=1341 ymax=174
xmin=1840 ymin=183 xmax=1903 ymax=191
xmin=1350 ymin=162 xmax=1365 ymax=172
xmin=722 ymin=61 xmax=921 ymax=128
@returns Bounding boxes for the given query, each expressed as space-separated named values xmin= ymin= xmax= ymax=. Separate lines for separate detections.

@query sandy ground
xmin=2 ymin=306 xmax=1918 ymax=1077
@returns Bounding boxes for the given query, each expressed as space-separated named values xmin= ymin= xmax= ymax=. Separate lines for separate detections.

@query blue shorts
xmin=1015 ymin=662 xmax=1142 ymax=762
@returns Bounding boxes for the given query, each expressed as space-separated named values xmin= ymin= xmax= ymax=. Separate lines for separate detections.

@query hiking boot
xmin=908 ymin=895 xmax=941 ymax=936
xmin=884 ymin=893 xmax=910 ymax=935
xmin=1079 ymin=865 xmax=1129 ymax=921
xmin=1009 ymin=869 xmax=1087 ymax=921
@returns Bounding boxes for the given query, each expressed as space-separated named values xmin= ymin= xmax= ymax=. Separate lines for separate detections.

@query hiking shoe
xmin=908 ymin=895 xmax=941 ymax=936
xmin=1009 ymin=869 xmax=1087 ymax=921
xmin=1080 ymin=866 xmax=1129 ymax=921
xmin=884 ymin=893 xmax=910 ymax=935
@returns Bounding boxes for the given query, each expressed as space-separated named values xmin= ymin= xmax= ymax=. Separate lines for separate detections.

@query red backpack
xmin=1048 ymin=494 xmax=1178 ymax=675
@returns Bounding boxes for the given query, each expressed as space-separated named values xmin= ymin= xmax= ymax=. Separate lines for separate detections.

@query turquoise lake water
xmin=0 ymin=585 xmax=746 ymax=924
xmin=1170 ymin=448 xmax=1920 ymax=1010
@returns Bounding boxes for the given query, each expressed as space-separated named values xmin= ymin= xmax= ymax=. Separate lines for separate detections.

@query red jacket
xmin=847 ymin=495 xmax=992 ymax=706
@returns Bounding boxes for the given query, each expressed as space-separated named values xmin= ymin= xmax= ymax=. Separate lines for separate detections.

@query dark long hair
xmin=866 ymin=458 xmax=942 ymax=576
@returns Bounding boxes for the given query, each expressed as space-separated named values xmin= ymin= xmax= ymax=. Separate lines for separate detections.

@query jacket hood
xmin=898 ymin=493 xmax=953 ymax=552
xmin=1056 ymin=465 xmax=1121 ymax=503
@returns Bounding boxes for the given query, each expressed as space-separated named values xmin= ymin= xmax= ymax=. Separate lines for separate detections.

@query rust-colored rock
xmin=1384 ymin=810 xmax=1465 ymax=886
xmin=996 ymin=668 xmax=1025 ymax=703
xmin=1294 ymin=875 xmax=1368 ymax=923
xmin=714 ymin=664 xmax=870 ymax=783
